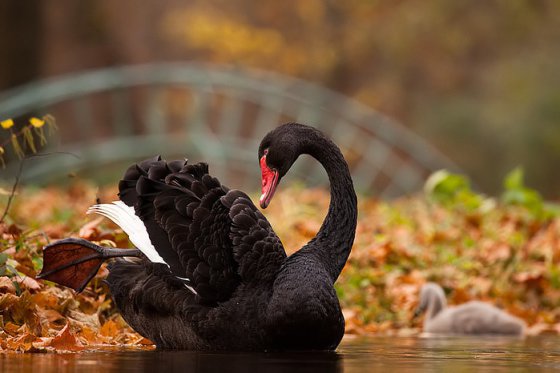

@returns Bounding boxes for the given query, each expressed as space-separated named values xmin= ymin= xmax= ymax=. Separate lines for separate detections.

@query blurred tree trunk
xmin=0 ymin=1 xmax=42 ymax=90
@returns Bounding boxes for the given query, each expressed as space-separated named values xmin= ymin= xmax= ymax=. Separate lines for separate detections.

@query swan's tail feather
xmin=37 ymin=238 xmax=142 ymax=292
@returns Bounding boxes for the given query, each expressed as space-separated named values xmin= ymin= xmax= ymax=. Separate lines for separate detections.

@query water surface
xmin=2 ymin=335 xmax=559 ymax=372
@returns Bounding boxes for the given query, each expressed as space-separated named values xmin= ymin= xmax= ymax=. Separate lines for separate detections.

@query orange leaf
xmin=32 ymin=290 xmax=60 ymax=309
xmin=100 ymin=319 xmax=120 ymax=338
xmin=6 ymin=332 xmax=38 ymax=352
xmin=78 ymin=326 xmax=101 ymax=345
xmin=3 ymin=322 xmax=22 ymax=336
xmin=48 ymin=324 xmax=84 ymax=351
xmin=79 ymin=217 xmax=104 ymax=240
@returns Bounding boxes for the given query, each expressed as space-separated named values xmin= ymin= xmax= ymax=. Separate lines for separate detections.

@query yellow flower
xmin=29 ymin=117 xmax=45 ymax=128
xmin=1 ymin=118 xmax=14 ymax=129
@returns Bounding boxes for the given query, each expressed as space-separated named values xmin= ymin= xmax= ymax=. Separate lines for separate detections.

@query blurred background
xmin=1 ymin=0 xmax=559 ymax=197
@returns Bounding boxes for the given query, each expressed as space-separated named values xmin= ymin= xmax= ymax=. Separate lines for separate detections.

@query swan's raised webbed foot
xmin=37 ymin=237 xmax=142 ymax=292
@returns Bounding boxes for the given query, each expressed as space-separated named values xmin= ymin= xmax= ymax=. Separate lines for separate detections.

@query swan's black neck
xmin=297 ymin=129 xmax=357 ymax=282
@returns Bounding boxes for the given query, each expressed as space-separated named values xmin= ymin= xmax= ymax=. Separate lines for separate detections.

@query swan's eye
xmin=263 ymin=148 xmax=269 ymax=156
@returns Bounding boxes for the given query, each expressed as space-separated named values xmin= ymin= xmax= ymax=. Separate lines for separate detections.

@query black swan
xmin=37 ymin=123 xmax=358 ymax=350
xmin=415 ymin=283 xmax=526 ymax=336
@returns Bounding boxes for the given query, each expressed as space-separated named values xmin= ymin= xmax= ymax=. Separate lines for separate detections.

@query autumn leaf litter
xmin=1 ymin=173 xmax=560 ymax=353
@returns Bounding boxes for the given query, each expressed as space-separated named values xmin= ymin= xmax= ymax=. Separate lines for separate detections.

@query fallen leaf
xmin=7 ymin=224 xmax=23 ymax=237
xmin=0 ymin=276 xmax=16 ymax=294
xmin=79 ymin=217 xmax=104 ymax=240
xmin=6 ymin=332 xmax=38 ymax=352
xmin=14 ymin=276 xmax=42 ymax=292
xmin=37 ymin=308 xmax=65 ymax=324
xmin=3 ymin=322 xmax=22 ymax=336
xmin=78 ymin=326 xmax=101 ymax=345
xmin=514 ymin=271 xmax=544 ymax=286
xmin=31 ymin=292 xmax=54 ymax=310
xmin=450 ymin=287 xmax=472 ymax=304
xmin=342 ymin=308 xmax=364 ymax=335
xmin=485 ymin=243 xmax=511 ymax=262
xmin=99 ymin=319 xmax=120 ymax=338
xmin=67 ymin=309 xmax=100 ymax=330
xmin=47 ymin=323 xmax=84 ymax=351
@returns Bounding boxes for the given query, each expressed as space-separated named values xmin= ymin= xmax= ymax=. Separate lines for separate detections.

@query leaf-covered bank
xmin=1 ymin=171 xmax=559 ymax=352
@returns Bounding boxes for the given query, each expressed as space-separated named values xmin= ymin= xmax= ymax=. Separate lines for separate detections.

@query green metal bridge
xmin=0 ymin=63 xmax=458 ymax=197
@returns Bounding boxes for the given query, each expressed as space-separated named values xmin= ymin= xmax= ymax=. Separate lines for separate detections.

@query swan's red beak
xmin=259 ymin=155 xmax=279 ymax=209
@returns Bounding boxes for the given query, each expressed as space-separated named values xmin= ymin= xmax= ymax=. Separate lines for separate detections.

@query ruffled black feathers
xmin=115 ymin=156 xmax=286 ymax=306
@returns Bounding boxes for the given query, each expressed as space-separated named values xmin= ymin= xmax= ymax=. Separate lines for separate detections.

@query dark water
xmin=2 ymin=335 xmax=560 ymax=372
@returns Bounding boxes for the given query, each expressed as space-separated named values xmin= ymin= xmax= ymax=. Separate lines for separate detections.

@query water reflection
xmin=342 ymin=335 xmax=560 ymax=371
xmin=1 ymin=349 xmax=342 ymax=373
xmin=2 ymin=336 xmax=559 ymax=373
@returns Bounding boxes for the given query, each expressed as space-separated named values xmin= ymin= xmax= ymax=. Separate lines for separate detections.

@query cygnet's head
xmin=415 ymin=282 xmax=447 ymax=317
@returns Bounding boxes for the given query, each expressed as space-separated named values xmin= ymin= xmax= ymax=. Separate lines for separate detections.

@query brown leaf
xmin=485 ymin=243 xmax=511 ymax=262
xmin=293 ymin=220 xmax=321 ymax=238
xmin=0 ymin=293 xmax=20 ymax=319
xmin=42 ymin=224 xmax=68 ymax=239
xmin=79 ymin=217 xmax=104 ymax=240
xmin=47 ymin=323 xmax=84 ymax=351
xmin=76 ymin=291 xmax=108 ymax=314
xmin=5 ymin=291 xmax=44 ymax=336
xmin=7 ymin=224 xmax=23 ymax=237
xmin=14 ymin=276 xmax=42 ymax=292
xmin=67 ymin=309 xmax=100 ymax=330
xmin=450 ymin=287 xmax=472 ymax=304
xmin=342 ymin=308 xmax=364 ymax=335
xmin=0 ymin=276 xmax=16 ymax=294
xmin=3 ymin=247 xmax=15 ymax=256
xmin=37 ymin=308 xmax=65 ymax=324
xmin=6 ymin=332 xmax=38 ymax=352
xmin=514 ymin=271 xmax=544 ymax=286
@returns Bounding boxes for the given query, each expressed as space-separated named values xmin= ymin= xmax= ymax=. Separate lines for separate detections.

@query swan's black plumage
xmin=39 ymin=123 xmax=358 ymax=351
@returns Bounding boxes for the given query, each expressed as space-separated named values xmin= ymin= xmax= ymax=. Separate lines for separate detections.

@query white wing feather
xmin=86 ymin=201 xmax=167 ymax=265
xmin=87 ymin=201 xmax=197 ymax=294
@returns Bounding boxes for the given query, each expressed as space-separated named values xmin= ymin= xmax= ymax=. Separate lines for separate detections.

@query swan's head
xmin=415 ymin=282 xmax=447 ymax=318
xmin=258 ymin=123 xmax=310 ymax=208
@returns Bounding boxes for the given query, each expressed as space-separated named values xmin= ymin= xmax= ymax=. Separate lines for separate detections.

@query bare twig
xmin=0 ymin=159 xmax=24 ymax=223
xmin=0 ymin=151 xmax=81 ymax=223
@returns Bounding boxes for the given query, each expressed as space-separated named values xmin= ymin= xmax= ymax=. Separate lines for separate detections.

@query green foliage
xmin=0 ymin=251 xmax=8 ymax=275
xmin=424 ymin=169 xmax=484 ymax=210
xmin=0 ymin=250 xmax=18 ymax=280
xmin=501 ymin=167 xmax=560 ymax=220
xmin=425 ymin=168 xmax=560 ymax=221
